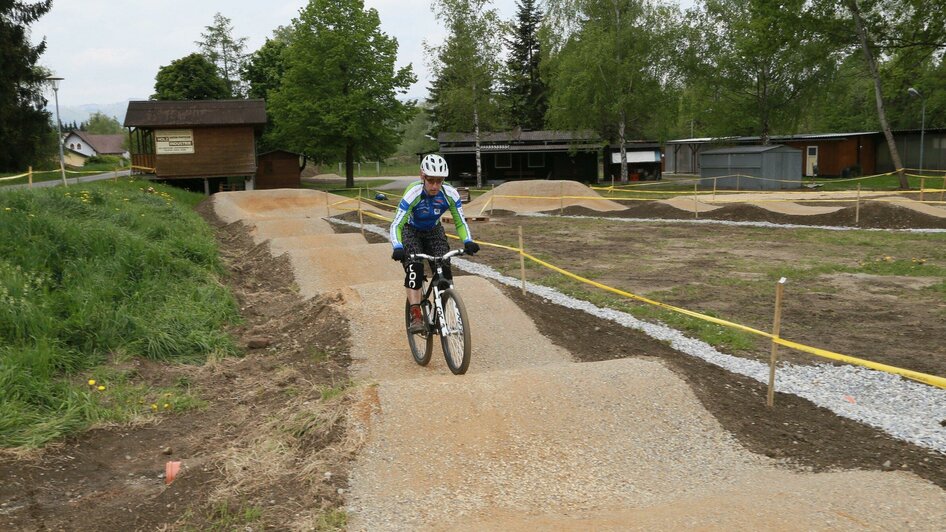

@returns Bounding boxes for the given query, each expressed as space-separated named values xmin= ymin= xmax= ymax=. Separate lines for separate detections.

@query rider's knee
xmin=404 ymin=261 xmax=424 ymax=289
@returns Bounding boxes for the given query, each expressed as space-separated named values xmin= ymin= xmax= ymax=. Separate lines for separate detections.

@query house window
xmin=69 ymin=143 xmax=75 ymax=149
xmin=77 ymin=143 xmax=82 ymax=150
xmin=527 ymin=153 xmax=545 ymax=168
xmin=495 ymin=153 xmax=511 ymax=168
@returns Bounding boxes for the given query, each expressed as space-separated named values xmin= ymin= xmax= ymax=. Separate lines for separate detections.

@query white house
xmin=62 ymin=130 xmax=128 ymax=166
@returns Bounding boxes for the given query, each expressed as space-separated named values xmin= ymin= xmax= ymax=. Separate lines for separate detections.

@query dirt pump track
xmin=224 ymin=190 xmax=944 ymax=529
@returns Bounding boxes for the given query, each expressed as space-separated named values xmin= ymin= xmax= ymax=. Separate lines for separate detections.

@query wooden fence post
xmin=357 ymin=191 xmax=365 ymax=238
xmin=767 ymin=277 xmax=787 ymax=407
xmin=855 ymin=184 xmax=861 ymax=225
xmin=712 ymin=176 xmax=717 ymax=201
xmin=920 ymin=177 xmax=925 ymax=202
xmin=28 ymin=166 xmax=32 ymax=188
xmin=518 ymin=225 xmax=526 ymax=295
xmin=559 ymin=182 xmax=565 ymax=215
xmin=693 ymin=181 xmax=699 ymax=219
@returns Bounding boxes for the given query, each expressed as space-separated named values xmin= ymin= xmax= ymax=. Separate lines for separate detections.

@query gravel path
xmin=211 ymin=192 xmax=946 ymax=529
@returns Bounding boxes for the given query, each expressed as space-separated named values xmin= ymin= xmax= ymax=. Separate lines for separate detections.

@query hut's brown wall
xmin=782 ymin=135 xmax=875 ymax=177
xmin=256 ymin=152 xmax=301 ymax=189
xmin=155 ymin=126 xmax=256 ymax=178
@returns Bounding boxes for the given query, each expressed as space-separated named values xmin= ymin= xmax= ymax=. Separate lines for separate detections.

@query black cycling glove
xmin=391 ymin=248 xmax=405 ymax=262
xmin=464 ymin=241 xmax=480 ymax=256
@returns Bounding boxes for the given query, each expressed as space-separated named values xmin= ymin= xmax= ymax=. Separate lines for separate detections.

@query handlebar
xmin=409 ymin=249 xmax=465 ymax=262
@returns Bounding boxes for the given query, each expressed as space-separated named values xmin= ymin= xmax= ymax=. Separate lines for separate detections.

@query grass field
xmin=0 ymin=179 xmax=238 ymax=447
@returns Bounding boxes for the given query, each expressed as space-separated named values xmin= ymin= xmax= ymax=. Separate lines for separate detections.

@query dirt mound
xmin=562 ymin=201 xmax=946 ymax=229
xmin=466 ymin=180 xmax=625 ymax=214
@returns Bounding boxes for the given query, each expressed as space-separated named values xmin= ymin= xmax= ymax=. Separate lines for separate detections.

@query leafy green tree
xmin=268 ymin=0 xmax=416 ymax=188
xmin=0 ymin=0 xmax=55 ymax=171
xmin=503 ymin=0 xmax=547 ymax=130
xmin=196 ymin=12 xmax=248 ymax=97
xmin=242 ymin=35 xmax=288 ymax=100
xmin=427 ymin=0 xmax=504 ymax=186
xmin=152 ymin=53 xmax=230 ymax=100
xmin=688 ymin=0 xmax=842 ymax=145
xmin=83 ymin=111 xmax=123 ymax=134
xmin=831 ymin=0 xmax=946 ymax=187
xmin=544 ymin=0 xmax=682 ymax=182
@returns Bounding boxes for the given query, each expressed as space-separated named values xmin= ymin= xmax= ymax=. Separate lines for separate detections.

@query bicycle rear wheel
xmin=438 ymin=289 xmax=471 ymax=375
xmin=405 ymin=298 xmax=432 ymax=366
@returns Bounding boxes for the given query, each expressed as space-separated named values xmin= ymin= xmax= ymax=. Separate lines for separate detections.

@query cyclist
xmin=390 ymin=154 xmax=480 ymax=333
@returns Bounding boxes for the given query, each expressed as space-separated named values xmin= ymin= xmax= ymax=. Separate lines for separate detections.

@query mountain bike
xmin=405 ymin=249 xmax=471 ymax=375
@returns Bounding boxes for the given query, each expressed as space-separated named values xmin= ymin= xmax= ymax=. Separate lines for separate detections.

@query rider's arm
xmin=443 ymin=185 xmax=473 ymax=243
xmin=389 ymin=182 xmax=424 ymax=248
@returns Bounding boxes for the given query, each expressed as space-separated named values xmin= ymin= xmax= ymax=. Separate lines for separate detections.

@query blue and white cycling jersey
xmin=390 ymin=181 xmax=472 ymax=249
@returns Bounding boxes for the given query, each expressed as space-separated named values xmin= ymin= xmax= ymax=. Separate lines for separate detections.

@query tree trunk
xmin=474 ymin=98 xmax=483 ymax=188
xmin=619 ymin=114 xmax=628 ymax=184
xmin=345 ymin=143 xmax=354 ymax=189
xmin=848 ymin=0 xmax=908 ymax=189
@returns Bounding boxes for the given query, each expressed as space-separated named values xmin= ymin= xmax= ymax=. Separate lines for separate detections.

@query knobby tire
xmin=439 ymin=289 xmax=471 ymax=375
xmin=405 ymin=298 xmax=432 ymax=366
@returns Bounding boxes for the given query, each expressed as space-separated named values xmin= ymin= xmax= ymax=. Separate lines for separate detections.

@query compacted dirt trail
xmin=214 ymin=189 xmax=946 ymax=530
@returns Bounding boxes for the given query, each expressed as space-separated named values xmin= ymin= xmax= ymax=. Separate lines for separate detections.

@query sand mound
xmin=466 ymin=180 xmax=626 ymax=214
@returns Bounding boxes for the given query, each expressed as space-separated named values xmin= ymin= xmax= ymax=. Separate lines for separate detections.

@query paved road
xmin=1 ymin=169 xmax=133 ymax=191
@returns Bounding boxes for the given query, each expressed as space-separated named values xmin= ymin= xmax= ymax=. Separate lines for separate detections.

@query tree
xmin=427 ymin=0 xmax=504 ymax=187
xmin=688 ymin=0 xmax=842 ymax=145
xmin=268 ymin=0 xmax=416 ymax=188
xmin=196 ymin=12 xmax=248 ymax=97
xmin=242 ymin=34 xmax=289 ymax=100
xmin=83 ymin=112 xmax=123 ymax=134
xmin=0 ymin=0 xmax=55 ymax=171
xmin=503 ymin=0 xmax=547 ymax=130
xmin=544 ymin=0 xmax=682 ymax=182
xmin=833 ymin=0 xmax=946 ymax=188
xmin=152 ymin=53 xmax=230 ymax=100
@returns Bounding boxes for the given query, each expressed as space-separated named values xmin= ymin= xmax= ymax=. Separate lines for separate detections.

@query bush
xmin=85 ymin=154 xmax=123 ymax=165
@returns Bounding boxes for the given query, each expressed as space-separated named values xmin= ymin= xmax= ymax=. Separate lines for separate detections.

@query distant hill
xmin=46 ymin=100 xmax=140 ymax=126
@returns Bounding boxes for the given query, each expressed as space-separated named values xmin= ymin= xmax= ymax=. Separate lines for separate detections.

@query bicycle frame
xmin=410 ymin=249 xmax=464 ymax=335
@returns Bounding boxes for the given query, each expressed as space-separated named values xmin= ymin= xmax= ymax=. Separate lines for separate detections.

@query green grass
xmin=0 ymin=179 xmax=239 ymax=447
xmin=205 ymin=501 xmax=263 ymax=531
xmin=527 ymin=273 xmax=759 ymax=353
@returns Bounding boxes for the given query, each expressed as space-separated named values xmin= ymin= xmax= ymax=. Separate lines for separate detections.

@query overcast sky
xmin=29 ymin=0 xmax=516 ymax=107
xmin=31 ymin=0 xmax=694 ymax=109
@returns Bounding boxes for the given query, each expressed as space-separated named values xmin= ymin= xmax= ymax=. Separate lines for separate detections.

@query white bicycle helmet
xmin=420 ymin=154 xmax=449 ymax=178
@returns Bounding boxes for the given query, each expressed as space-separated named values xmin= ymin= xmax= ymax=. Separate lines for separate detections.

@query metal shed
xmin=699 ymin=145 xmax=802 ymax=190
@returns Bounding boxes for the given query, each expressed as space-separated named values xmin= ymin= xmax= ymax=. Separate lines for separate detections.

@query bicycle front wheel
xmin=438 ymin=289 xmax=471 ymax=375
xmin=405 ymin=299 xmax=432 ymax=366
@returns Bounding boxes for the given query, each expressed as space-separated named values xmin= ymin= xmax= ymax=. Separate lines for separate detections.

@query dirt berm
xmin=216 ymin=189 xmax=946 ymax=530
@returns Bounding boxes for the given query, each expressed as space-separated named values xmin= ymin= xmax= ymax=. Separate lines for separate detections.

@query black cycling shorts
xmin=400 ymin=224 xmax=451 ymax=289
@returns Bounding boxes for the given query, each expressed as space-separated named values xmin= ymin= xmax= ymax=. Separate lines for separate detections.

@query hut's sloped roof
xmin=124 ymin=99 xmax=267 ymax=127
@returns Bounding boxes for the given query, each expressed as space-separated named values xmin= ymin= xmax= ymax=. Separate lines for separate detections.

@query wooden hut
xmin=124 ymin=100 xmax=267 ymax=193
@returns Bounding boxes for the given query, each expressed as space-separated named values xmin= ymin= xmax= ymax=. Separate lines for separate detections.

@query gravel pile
xmin=331 ymin=217 xmax=946 ymax=455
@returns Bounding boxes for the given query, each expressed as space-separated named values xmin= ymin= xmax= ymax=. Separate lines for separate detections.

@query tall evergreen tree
xmin=196 ymin=12 xmax=248 ymax=98
xmin=268 ymin=0 xmax=416 ymax=188
xmin=503 ymin=0 xmax=547 ymax=130
xmin=0 ymin=0 xmax=55 ymax=171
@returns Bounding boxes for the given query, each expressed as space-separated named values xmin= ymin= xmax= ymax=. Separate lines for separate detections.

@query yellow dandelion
xmin=163 ymin=403 xmax=171 ymax=409
xmin=88 ymin=379 xmax=96 ymax=386
xmin=151 ymin=403 xmax=159 ymax=411
xmin=97 ymin=385 xmax=106 ymax=391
